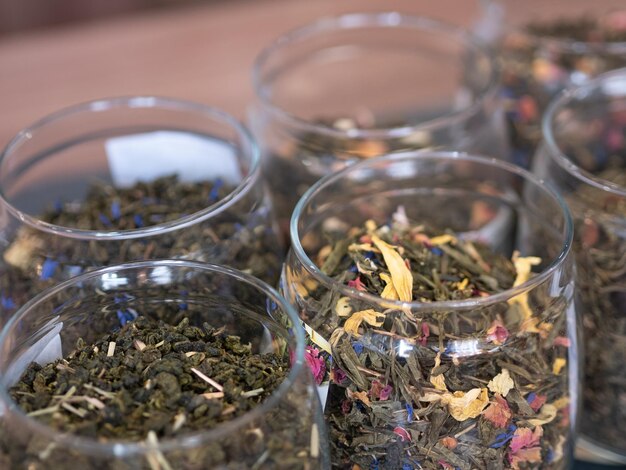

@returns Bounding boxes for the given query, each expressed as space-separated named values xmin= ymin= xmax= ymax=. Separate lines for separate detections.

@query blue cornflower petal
xmin=526 ymin=392 xmax=537 ymax=404
xmin=363 ymin=251 xmax=376 ymax=260
xmin=430 ymin=247 xmax=444 ymax=256
xmin=40 ymin=259 xmax=59 ymax=281
xmin=99 ymin=213 xmax=112 ymax=227
xmin=209 ymin=178 xmax=224 ymax=202
xmin=133 ymin=214 xmax=144 ymax=227
xmin=111 ymin=201 xmax=121 ymax=220
xmin=1 ymin=295 xmax=16 ymax=310
xmin=405 ymin=403 xmax=414 ymax=423
xmin=348 ymin=264 xmax=359 ymax=273
xmin=352 ymin=341 xmax=364 ymax=355
xmin=490 ymin=424 xmax=517 ymax=449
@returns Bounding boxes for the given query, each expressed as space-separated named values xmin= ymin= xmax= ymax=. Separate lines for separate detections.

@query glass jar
xmin=0 ymin=97 xmax=283 ymax=327
xmin=495 ymin=0 xmax=626 ymax=169
xmin=534 ymin=69 xmax=626 ymax=464
xmin=250 ymin=12 xmax=508 ymax=231
xmin=0 ymin=260 xmax=328 ymax=469
xmin=283 ymin=151 xmax=577 ymax=469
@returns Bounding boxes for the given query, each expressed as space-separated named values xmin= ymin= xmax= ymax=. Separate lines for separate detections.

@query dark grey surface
xmin=574 ymin=460 xmax=625 ymax=470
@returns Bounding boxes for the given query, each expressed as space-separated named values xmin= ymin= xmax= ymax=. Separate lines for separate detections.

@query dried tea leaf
xmin=487 ymin=369 xmax=514 ymax=397
xmin=371 ymin=235 xmax=413 ymax=302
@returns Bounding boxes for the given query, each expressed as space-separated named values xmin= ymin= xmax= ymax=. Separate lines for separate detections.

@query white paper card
xmin=105 ymin=131 xmax=242 ymax=187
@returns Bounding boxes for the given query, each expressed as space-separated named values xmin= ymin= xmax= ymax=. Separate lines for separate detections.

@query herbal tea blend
xmin=567 ymin=167 xmax=626 ymax=451
xmin=0 ymin=175 xmax=282 ymax=325
xmin=288 ymin=216 xmax=572 ymax=469
xmin=499 ymin=12 xmax=626 ymax=168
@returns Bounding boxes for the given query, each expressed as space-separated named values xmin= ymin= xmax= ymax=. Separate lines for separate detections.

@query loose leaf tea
xmin=10 ymin=317 xmax=287 ymax=439
xmin=568 ymin=167 xmax=626 ymax=451
xmin=288 ymin=214 xmax=572 ymax=469
xmin=499 ymin=12 xmax=626 ymax=168
xmin=0 ymin=314 xmax=318 ymax=469
xmin=0 ymin=175 xmax=283 ymax=325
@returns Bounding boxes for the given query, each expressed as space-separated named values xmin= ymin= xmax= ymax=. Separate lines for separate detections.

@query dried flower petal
xmin=371 ymin=235 xmax=413 ymax=302
xmin=510 ymin=426 xmax=543 ymax=453
xmin=304 ymin=347 xmax=326 ymax=385
xmin=509 ymin=447 xmax=542 ymax=470
xmin=440 ymin=436 xmax=458 ymax=449
xmin=428 ymin=234 xmax=457 ymax=246
xmin=553 ymin=336 xmax=571 ymax=347
xmin=393 ymin=426 xmax=411 ymax=442
xmin=430 ymin=354 xmax=448 ymax=391
xmin=526 ymin=404 xmax=557 ymax=426
xmin=347 ymin=277 xmax=367 ymax=291
xmin=343 ymin=309 xmax=385 ymax=337
xmin=347 ymin=389 xmax=371 ymax=407
xmin=508 ymin=252 xmax=542 ymax=326
xmin=526 ymin=393 xmax=547 ymax=412
xmin=334 ymin=297 xmax=353 ymax=317
xmin=380 ymin=273 xmax=400 ymax=300
xmin=447 ymin=387 xmax=489 ymax=421
xmin=552 ymin=358 xmax=567 ymax=375
xmin=488 ymin=369 xmax=514 ymax=397
xmin=482 ymin=394 xmax=512 ymax=428
xmin=486 ymin=319 xmax=509 ymax=345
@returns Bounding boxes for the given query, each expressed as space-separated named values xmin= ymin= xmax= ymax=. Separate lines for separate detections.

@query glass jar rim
xmin=252 ymin=11 xmax=500 ymax=140
xmin=0 ymin=96 xmax=261 ymax=241
xmin=542 ymin=68 xmax=626 ymax=198
xmin=289 ymin=151 xmax=574 ymax=312
xmin=0 ymin=259 xmax=306 ymax=458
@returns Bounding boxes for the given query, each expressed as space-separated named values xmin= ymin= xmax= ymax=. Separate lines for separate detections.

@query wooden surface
xmin=0 ymin=0 xmax=486 ymax=148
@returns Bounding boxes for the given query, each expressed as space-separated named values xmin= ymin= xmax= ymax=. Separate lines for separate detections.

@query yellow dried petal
xmin=380 ymin=273 xmax=400 ymax=300
xmin=526 ymin=404 xmax=557 ymax=426
xmin=508 ymin=252 xmax=542 ymax=326
xmin=487 ymin=369 xmax=514 ymax=397
xmin=552 ymin=397 xmax=570 ymax=410
xmin=429 ymin=353 xmax=448 ymax=391
xmin=301 ymin=321 xmax=332 ymax=355
xmin=552 ymin=358 xmax=567 ymax=375
xmin=343 ymin=309 xmax=385 ymax=337
xmin=334 ymin=297 xmax=353 ymax=317
xmin=447 ymin=388 xmax=489 ymax=422
xmin=371 ymin=235 xmax=413 ymax=302
xmin=347 ymin=389 xmax=371 ymax=407
xmin=348 ymin=243 xmax=375 ymax=252
xmin=365 ymin=220 xmax=378 ymax=233
xmin=428 ymin=234 xmax=457 ymax=246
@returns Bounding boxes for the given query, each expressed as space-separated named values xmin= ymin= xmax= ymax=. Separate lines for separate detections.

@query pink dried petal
xmin=393 ymin=426 xmax=411 ymax=442
xmin=553 ymin=336 xmax=571 ymax=347
xmin=486 ymin=319 xmax=509 ymax=345
xmin=379 ymin=384 xmax=393 ymax=401
xmin=304 ymin=346 xmax=326 ymax=385
xmin=510 ymin=426 xmax=543 ymax=453
xmin=347 ymin=277 xmax=366 ymax=291
xmin=528 ymin=394 xmax=547 ymax=412
xmin=482 ymin=394 xmax=512 ymax=428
